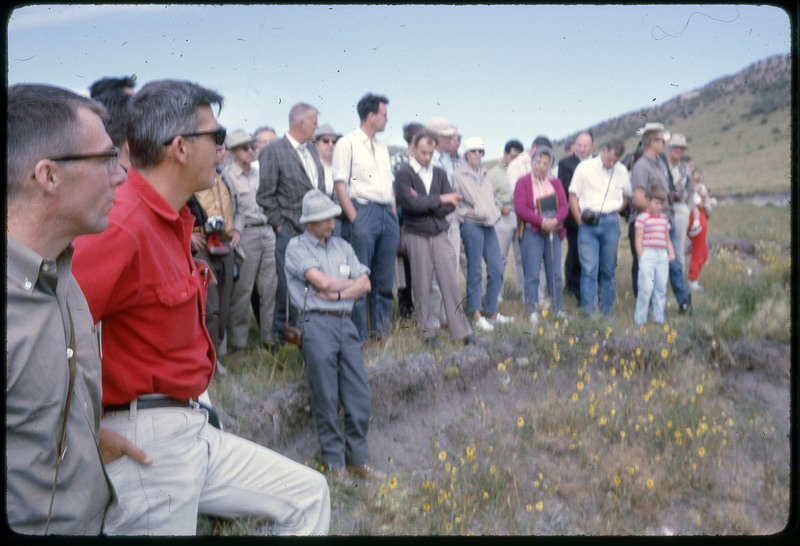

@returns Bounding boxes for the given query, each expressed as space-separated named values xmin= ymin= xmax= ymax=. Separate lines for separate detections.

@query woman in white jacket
xmin=453 ymin=137 xmax=515 ymax=332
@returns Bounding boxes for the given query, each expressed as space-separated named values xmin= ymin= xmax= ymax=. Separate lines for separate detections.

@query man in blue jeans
xmin=568 ymin=137 xmax=632 ymax=317
xmin=629 ymin=123 xmax=692 ymax=314
xmin=332 ymin=93 xmax=399 ymax=341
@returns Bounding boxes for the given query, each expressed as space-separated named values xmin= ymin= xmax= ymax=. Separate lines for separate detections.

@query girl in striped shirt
xmin=633 ymin=183 xmax=675 ymax=325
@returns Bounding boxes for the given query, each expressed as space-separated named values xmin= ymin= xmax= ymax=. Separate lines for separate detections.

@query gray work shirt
xmin=6 ymin=236 xmax=112 ymax=534
xmin=630 ymin=154 xmax=674 ymax=221
xmin=284 ymin=230 xmax=369 ymax=313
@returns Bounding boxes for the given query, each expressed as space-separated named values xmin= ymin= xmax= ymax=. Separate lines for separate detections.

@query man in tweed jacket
xmin=257 ymin=102 xmax=325 ymax=344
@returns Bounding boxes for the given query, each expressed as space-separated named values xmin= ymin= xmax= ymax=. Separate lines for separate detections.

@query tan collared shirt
xmin=6 ymin=236 xmax=112 ymax=534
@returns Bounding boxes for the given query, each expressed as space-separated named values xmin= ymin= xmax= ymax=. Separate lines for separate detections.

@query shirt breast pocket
xmin=154 ymin=275 xmax=200 ymax=352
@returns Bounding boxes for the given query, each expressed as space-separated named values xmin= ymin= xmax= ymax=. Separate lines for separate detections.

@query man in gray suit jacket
xmin=257 ymin=102 xmax=325 ymax=343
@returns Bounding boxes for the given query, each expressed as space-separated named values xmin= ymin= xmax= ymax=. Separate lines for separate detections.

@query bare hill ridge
xmin=464 ymin=55 xmax=791 ymax=196
xmin=562 ymin=54 xmax=792 ymax=196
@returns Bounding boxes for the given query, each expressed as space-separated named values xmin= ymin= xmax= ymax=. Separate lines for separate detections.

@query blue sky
xmin=7 ymin=4 xmax=791 ymax=159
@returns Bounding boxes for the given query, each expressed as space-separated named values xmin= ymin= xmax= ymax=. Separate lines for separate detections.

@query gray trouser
xmin=300 ymin=312 xmax=371 ymax=470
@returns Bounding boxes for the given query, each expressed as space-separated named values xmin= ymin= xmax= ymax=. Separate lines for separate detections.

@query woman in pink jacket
xmin=514 ymin=147 xmax=569 ymax=324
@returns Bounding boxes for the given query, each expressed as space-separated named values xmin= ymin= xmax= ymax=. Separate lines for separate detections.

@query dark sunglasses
xmin=318 ymin=138 xmax=337 ymax=144
xmin=162 ymin=126 xmax=227 ymax=146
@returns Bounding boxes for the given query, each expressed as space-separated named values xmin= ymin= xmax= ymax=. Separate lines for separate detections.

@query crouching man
xmin=285 ymin=189 xmax=384 ymax=483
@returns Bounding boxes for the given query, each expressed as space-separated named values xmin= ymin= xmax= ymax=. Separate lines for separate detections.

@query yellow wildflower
xmin=423 ymin=502 xmax=430 ymax=512
xmin=517 ymin=417 xmax=525 ymax=428
xmin=389 ymin=477 xmax=398 ymax=489
xmin=572 ymin=392 xmax=579 ymax=402
xmin=577 ymin=381 xmax=584 ymax=391
xmin=698 ymin=447 xmax=705 ymax=458
xmin=536 ymin=501 xmax=543 ymax=512
xmin=647 ymin=479 xmax=654 ymax=489
xmin=661 ymin=348 xmax=669 ymax=359
xmin=497 ymin=362 xmax=506 ymax=372
xmin=526 ymin=504 xmax=533 ymax=513
xmin=613 ymin=476 xmax=621 ymax=486
xmin=439 ymin=450 xmax=447 ymax=462
xmin=696 ymin=384 xmax=703 ymax=395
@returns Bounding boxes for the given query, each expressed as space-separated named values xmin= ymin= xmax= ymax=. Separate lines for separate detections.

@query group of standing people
xmin=6 ymin=72 xmax=718 ymax=536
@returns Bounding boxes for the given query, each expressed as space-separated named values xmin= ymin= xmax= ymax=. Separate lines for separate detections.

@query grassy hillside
xmin=558 ymin=54 xmax=792 ymax=196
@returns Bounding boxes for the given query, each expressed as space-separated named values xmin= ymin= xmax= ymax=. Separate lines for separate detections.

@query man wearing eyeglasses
xmin=256 ymin=102 xmax=325 ymax=346
xmin=6 ymin=83 xmax=127 ymax=534
xmin=72 ymin=80 xmax=330 ymax=536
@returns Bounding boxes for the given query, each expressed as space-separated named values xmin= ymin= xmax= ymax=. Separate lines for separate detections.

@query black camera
xmin=205 ymin=215 xmax=225 ymax=233
xmin=581 ymin=210 xmax=600 ymax=225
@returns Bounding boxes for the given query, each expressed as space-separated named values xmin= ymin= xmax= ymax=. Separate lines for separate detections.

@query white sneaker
xmin=474 ymin=316 xmax=494 ymax=332
xmin=489 ymin=313 xmax=515 ymax=325
xmin=688 ymin=280 xmax=704 ymax=292
xmin=529 ymin=312 xmax=539 ymax=325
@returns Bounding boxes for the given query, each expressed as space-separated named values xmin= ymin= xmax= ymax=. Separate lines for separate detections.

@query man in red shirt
xmin=72 ymin=79 xmax=330 ymax=535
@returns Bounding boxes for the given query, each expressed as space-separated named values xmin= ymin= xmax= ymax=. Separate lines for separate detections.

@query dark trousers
xmin=341 ymin=202 xmax=400 ymax=341
xmin=271 ymin=227 xmax=298 ymax=343
xmin=564 ymin=225 xmax=581 ymax=303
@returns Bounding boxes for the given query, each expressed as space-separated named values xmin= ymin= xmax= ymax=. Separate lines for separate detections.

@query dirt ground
xmin=221 ymin=335 xmax=792 ymax=535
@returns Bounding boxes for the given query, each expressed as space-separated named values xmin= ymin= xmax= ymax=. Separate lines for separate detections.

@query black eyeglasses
xmin=162 ymin=127 xmax=226 ymax=146
xmin=49 ymin=146 xmax=120 ymax=174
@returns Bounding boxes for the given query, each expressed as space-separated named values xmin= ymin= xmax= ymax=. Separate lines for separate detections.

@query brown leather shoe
xmin=330 ymin=467 xmax=343 ymax=484
xmin=346 ymin=463 xmax=386 ymax=479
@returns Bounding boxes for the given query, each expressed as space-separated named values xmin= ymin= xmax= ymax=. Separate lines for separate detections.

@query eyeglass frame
xmin=48 ymin=146 xmax=120 ymax=173
xmin=162 ymin=126 xmax=227 ymax=147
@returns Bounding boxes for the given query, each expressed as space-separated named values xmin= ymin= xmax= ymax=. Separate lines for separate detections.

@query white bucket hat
xmin=299 ymin=189 xmax=342 ymax=224
xmin=462 ymin=136 xmax=485 ymax=154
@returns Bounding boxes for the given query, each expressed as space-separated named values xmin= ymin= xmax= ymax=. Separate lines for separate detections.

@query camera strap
xmin=597 ymin=164 xmax=615 ymax=214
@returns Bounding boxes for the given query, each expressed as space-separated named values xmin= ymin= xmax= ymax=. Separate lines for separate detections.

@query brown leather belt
xmin=104 ymin=396 xmax=196 ymax=413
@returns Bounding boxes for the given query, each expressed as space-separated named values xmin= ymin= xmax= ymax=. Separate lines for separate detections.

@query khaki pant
xmin=228 ymin=225 xmax=276 ymax=347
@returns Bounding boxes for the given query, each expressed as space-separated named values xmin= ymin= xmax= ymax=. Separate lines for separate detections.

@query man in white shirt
xmin=568 ymin=136 xmax=631 ymax=317
xmin=332 ymin=93 xmax=399 ymax=342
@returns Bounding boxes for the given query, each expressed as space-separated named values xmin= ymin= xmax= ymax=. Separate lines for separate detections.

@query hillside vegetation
xmin=555 ymin=54 xmax=792 ymax=196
